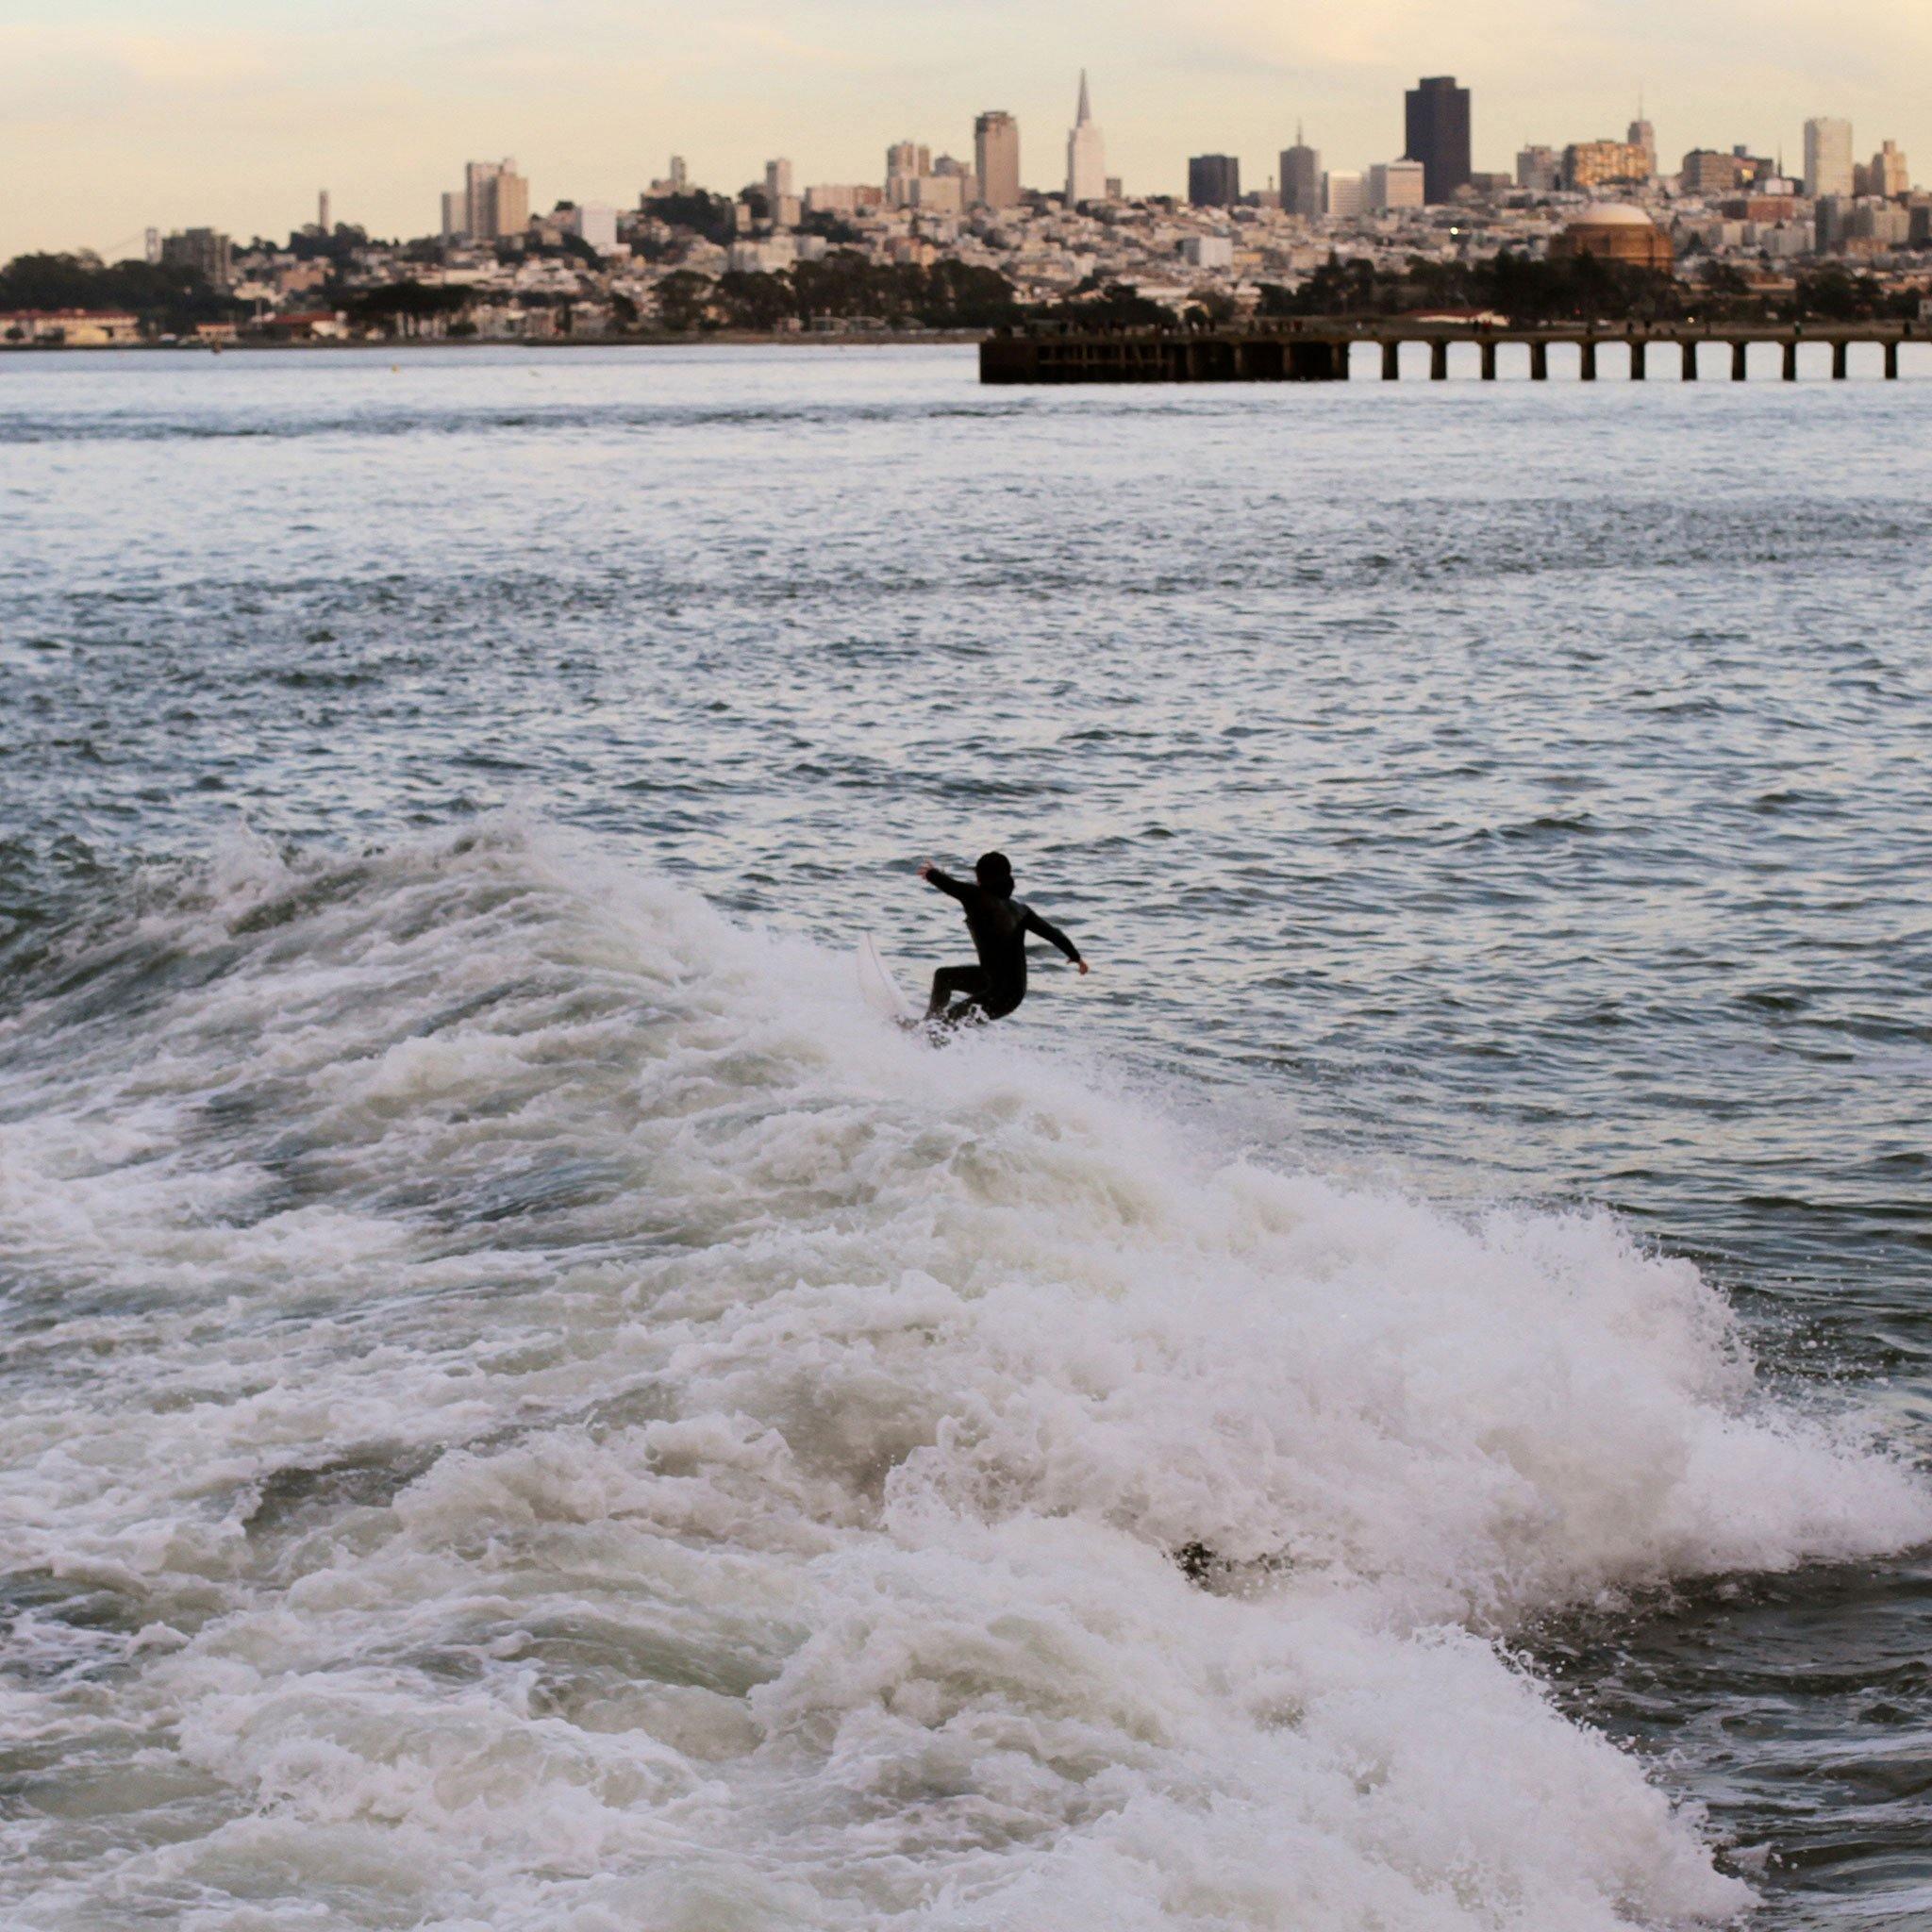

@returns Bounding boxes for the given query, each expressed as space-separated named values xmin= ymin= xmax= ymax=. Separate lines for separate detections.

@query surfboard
xmin=857 ymin=933 xmax=917 ymax=1028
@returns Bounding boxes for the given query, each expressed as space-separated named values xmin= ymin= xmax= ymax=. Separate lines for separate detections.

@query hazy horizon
xmin=4 ymin=0 xmax=1927 ymax=260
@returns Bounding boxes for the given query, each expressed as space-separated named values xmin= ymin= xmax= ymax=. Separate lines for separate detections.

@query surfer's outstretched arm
xmin=918 ymin=861 xmax=975 ymax=906
xmin=1024 ymin=906 xmax=1089 ymax=974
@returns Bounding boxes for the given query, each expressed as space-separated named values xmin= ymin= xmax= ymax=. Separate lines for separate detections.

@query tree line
xmin=4 ymin=242 xmax=1919 ymax=343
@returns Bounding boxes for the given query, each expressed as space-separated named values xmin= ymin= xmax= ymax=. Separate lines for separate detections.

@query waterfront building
xmin=1323 ymin=171 xmax=1366 ymax=218
xmin=1405 ymin=75 xmax=1472 ymax=203
xmin=1563 ymin=140 xmax=1649 ymax=191
xmin=1516 ymin=145 xmax=1560 ymax=192
xmin=1804 ymin=118 xmax=1854 ymax=199
xmin=1188 ymin=155 xmax=1241 ymax=208
xmin=1065 ymin=71 xmax=1107 ymax=206
xmin=974 ymin=111 xmax=1021 ymax=208
xmin=0 ymin=308 xmax=143 ymax=345
xmin=1548 ymin=203 xmax=1673 ymax=268
xmin=1280 ymin=130 xmax=1322 ymax=218
xmin=1368 ymin=160 xmax=1425 ymax=212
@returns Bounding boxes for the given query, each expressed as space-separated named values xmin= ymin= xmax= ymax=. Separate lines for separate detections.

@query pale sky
xmin=5 ymin=0 xmax=1927 ymax=260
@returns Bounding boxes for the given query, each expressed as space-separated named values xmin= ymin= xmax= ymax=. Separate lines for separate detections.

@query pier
xmin=979 ymin=320 xmax=1921 ymax=385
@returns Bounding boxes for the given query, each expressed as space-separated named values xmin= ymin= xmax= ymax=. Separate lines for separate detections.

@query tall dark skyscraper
xmin=1404 ymin=75 xmax=1472 ymax=204
xmin=1188 ymin=154 xmax=1241 ymax=207
xmin=1279 ymin=125 xmax=1322 ymax=218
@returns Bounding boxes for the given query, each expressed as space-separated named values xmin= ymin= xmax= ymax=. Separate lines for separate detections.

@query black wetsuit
xmin=924 ymin=867 xmax=1082 ymax=1024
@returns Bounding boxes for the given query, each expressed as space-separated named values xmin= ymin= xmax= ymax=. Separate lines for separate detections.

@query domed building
xmin=1549 ymin=203 xmax=1674 ymax=270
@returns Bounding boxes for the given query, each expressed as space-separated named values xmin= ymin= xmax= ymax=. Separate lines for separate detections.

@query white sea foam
xmin=2 ymin=824 xmax=1926 ymax=1929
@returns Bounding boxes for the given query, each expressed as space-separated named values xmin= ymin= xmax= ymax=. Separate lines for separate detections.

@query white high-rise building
xmin=1064 ymin=71 xmax=1107 ymax=206
xmin=765 ymin=158 xmax=793 ymax=203
xmin=1324 ymin=171 xmax=1367 ymax=218
xmin=564 ymin=204 xmax=619 ymax=253
xmin=1367 ymin=159 xmax=1425 ymax=211
xmin=1804 ymin=118 xmax=1854 ymax=199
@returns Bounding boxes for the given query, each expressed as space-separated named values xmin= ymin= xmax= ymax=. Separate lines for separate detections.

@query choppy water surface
xmin=3 ymin=343 xmax=1931 ymax=1930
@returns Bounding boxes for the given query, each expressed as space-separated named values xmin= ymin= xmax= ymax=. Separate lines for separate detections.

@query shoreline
xmin=0 ymin=330 xmax=991 ymax=356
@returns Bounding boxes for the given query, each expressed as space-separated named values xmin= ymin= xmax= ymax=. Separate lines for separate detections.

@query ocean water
xmin=2 ymin=342 xmax=1931 ymax=1931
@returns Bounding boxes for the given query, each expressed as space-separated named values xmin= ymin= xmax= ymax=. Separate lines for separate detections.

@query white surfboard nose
xmin=857 ymin=933 xmax=914 ymax=1025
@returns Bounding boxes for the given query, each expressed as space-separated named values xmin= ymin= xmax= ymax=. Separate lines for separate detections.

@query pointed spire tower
xmin=1065 ymin=69 xmax=1108 ymax=206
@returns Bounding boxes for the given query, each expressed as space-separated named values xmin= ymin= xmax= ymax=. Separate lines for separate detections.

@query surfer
xmin=917 ymin=852 xmax=1088 ymax=1027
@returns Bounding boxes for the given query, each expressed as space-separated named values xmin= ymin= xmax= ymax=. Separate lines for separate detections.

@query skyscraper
xmin=317 ymin=189 xmax=331 ymax=233
xmin=490 ymin=165 xmax=529 ymax=239
xmin=1626 ymin=113 xmax=1657 ymax=179
xmin=460 ymin=159 xmax=528 ymax=241
xmin=975 ymin=111 xmax=1021 ymax=208
xmin=886 ymin=141 xmax=932 ymax=208
xmin=1323 ymin=172 xmax=1366 ymax=218
xmin=1368 ymin=160 xmax=1425 ymax=212
xmin=1804 ymin=118 xmax=1854 ymax=198
xmin=1188 ymin=155 xmax=1241 ymax=207
xmin=1280 ymin=127 xmax=1322 ymax=218
xmin=1516 ymin=145 xmax=1560 ymax=192
xmin=1404 ymin=75 xmax=1472 ymax=204
xmin=159 ymin=228 xmax=233 ymax=288
xmin=1064 ymin=71 xmax=1107 ymax=206
xmin=1870 ymin=140 xmax=1909 ymax=198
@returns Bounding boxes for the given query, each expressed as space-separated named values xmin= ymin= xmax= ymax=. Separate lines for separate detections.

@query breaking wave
xmin=2 ymin=822 xmax=1925 ymax=1930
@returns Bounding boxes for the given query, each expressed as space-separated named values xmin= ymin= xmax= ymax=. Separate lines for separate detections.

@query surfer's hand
xmin=917 ymin=860 xmax=933 ymax=880
xmin=1077 ymin=960 xmax=1091 ymax=975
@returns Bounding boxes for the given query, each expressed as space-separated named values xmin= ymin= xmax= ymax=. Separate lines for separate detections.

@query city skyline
xmin=4 ymin=0 xmax=1930 ymax=259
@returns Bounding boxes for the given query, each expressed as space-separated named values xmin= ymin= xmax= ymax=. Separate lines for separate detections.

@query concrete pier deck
xmin=979 ymin=320 xmax=1922 ymax=385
